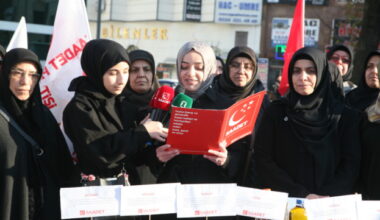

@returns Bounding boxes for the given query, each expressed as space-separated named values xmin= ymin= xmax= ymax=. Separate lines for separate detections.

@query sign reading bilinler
xmin=185 ymin=0 xmax=202 ymax=21
xmin=215 ymin=0 xmax=262 ymax=25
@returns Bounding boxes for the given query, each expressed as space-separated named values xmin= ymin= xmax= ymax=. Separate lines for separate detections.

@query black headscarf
xmin=217 ymin=46 xmax=259 ymax=101
xmin=0 ymin=48 xmax=45 ymax=144
xmin=286 ymin=47 xmax=344 ymax=144
xmin=79 ymin=39 xmax=130 ymax=98
xmin=124 ymin=49 xmax=159 ymax=107
xmin=284 ymin=47 xmax=345 ymax=190
xmin=345 ymin=50 xmax=380 ymax=111
xmin=216 ymin=56 xmax=225 ymax=70
xmin=327 ymin=44 xmax=354 ymax=81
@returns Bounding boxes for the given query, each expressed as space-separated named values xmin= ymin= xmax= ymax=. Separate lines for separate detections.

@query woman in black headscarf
xmin=359 ymin=53 xmax=380 ymax=200
xmin=63 ymin=39 xmax=167 ymax=184
xmin=253 ymin=47 xmax=361 ymax=198
xmin=124 ymin=49 xmax=161 ymax=184
xmin=346 ymin=50 xmax=380 ymax=111
xmin=0 ymin=48 xmax=79 ymax=220
xmin=359 ymin=92 xmax=380 ymax=200
xmin=194 ymin=46 xmax=269 ymax=186
xmin=327 ymin=44 xmax=356 ymax=94
xmin=124 ymin=49 xmax=160 ymax=123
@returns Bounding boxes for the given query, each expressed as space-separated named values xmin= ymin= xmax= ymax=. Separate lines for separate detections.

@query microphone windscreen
xmin=171 ymin=93 xmax=193 ymax=108
xmin=150 ymin=85 xmax=175 ymax=111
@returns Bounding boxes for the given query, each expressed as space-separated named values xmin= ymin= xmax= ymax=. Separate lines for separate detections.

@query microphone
xmin=149 ymin=85 xmax=175 ymax=121
xmin=171 ymin=93 xmax=193 ymax=108
xmin=163 ymin=93 xmax=193 ymax=127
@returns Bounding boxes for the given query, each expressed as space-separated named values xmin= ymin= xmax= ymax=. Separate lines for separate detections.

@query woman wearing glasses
xmin=253 ymin=47 xmax=361 ymax=198
xmin=327 ymin=44 xmax=356 ymax=95
xmin=0 ymin=48 xmax=79 ymax=219
xmin=194 ymin=46 xmax=269 ymax=186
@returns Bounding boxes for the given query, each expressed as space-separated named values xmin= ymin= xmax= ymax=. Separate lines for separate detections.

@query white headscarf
xmin=176 ymin=41 xmax=216 ymax=99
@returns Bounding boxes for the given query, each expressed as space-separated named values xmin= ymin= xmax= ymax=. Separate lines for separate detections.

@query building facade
xmin=86 ymin=0 xmax=263 ymax=79
xmin=260 ymin=0 xmax=364 ymax=88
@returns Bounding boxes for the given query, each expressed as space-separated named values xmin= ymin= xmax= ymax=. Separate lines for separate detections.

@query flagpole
xmin=96 ymin=0 xmax=102 ymax=39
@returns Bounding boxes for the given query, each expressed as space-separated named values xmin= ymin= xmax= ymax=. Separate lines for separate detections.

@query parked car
xmin=159 ymin=78 xmax=179 ymax=88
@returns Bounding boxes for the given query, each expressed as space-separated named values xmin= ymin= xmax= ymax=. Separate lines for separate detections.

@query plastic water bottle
xmin=289 ymin=199 xmax=307 ymax=220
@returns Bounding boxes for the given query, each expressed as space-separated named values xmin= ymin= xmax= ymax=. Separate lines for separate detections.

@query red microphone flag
xmin=278 ymin=0 xmax=305 ymax=96
xmin=150 ymin=85 xmax=175 ymax=111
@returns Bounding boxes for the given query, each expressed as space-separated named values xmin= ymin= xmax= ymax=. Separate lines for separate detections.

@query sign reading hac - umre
xmin=166 ymin=91 xmax=266 ymax=154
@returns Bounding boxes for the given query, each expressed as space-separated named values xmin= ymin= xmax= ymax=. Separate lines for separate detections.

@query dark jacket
xmin=0 ymin=48 xmax=79 ymax=220
xmin=253 ymin=47 xmax=361 ymax=197
xmin=157 ymin=46 xmax=269 ymax=186
xmin=195 ymin=79 xmax=269 ymax=186
xmin=359 ymin=116 xmax=380 ymax=200
xmin=63 ymin=77 xmax=151 ymax=184
xmin=0 ymin=105 xmax=78 ymax=220
xmin=253 ymin=101 xmax=361 ymax=197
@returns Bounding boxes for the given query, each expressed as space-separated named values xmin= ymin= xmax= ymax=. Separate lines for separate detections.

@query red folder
xmin=166 ymin=91 xmax=266 ymax=154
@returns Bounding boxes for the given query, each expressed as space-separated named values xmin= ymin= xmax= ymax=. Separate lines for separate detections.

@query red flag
xmin=278 ymin=0 xmax=305 ymax=96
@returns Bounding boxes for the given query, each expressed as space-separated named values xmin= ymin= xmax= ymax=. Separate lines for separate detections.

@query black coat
xmin=0 ymin=104 xmax=79 ymax=220
xmin=0 ymin=48 xmax=79 ymax=220
xmin=63 ymin=77 xmax=152 ymax=184
xmin=157 ymin=79 xmax=269 ymax=185
xmin=359 ymin=117 xmax=380 ymax=200
xmin=253 ymin=101 xmax=361 ymax=197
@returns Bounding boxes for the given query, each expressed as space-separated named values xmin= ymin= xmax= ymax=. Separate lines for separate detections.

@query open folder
xmin=166 ymin=91 xmax=266 ymax=154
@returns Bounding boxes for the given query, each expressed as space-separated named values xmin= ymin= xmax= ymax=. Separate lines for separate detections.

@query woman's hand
xmin=156 ymin=144 xmax=180 ymax=163
xmin=142 ymin=117 xmax=168 ymax=142
xmin=203 ymin=144 xmax=228 ymax=166
xmin=306 ymin=194 xmax=329 ymax=199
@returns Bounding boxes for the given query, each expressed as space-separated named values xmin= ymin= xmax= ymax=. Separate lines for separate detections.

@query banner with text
xmin=271 ymin=17 xmax=319 ymax=47
xmin=40 ymin=0 xmax=92 ymax=124
xmin=215 ymin=0 xmax=262 ymax=25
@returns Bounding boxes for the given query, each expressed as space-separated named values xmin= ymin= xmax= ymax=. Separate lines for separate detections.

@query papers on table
xmin=120 ymin=183 xmax=178 ymax=216
xmin=176 ymin=184 xmax=237 ymax=218
xmin=60 ymin=185 xmax=122 ymax=219
xmin=61 ymin=183 xmax=378 ymax=219
xmin=236 ymin=186 xmax=288 ymax=220
xmin=304 ymin=194 xmax=361 ymax=220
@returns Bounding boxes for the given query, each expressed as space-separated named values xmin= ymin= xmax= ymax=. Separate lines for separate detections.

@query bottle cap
xmin=296 ymin=199 xmax=304 ymax=206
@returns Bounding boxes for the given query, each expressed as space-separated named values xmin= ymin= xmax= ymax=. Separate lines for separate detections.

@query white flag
xmin=40 ymin=0 xmax=92 ymax=124
xmin=6 ymin=16 xmax=28 ymax=51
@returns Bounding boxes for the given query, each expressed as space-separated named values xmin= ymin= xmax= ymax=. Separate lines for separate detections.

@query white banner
xmin=40 ymin=0 xmax=92 ymax=124
xmin=176 ymin=183 xmax=237 ymax=218
xmin=60 ymin=185 xmax=122 ymax=219
xmin=304 ymin=194 xmax=361 ymax=220
xmin=358 ymin=200 xmax=380 ymax=220
xmin=120 ymin=183 xmax=179 ymax=216
xmin=236 ymin=186 xmax=288 ymax=219
xmin=6 ymin=16 xmax=28 ymax=51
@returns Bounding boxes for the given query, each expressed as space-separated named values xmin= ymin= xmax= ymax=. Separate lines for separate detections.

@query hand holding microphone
xmin=141 ymin=86 xmax=174 ymax=143
xmin=142 ymin=117 xmax=168 ymax=142
xmin=149 ymin=85 xmax=175 ymax=122
xmin=155 ymin=93 xmax=194 ymax=162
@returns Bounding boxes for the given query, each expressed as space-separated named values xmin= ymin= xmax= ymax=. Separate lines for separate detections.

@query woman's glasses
xmin=330 ymin=55 xmax=351 ymax=64
xmin=9 ymin=68 xmax=41 ymax=81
